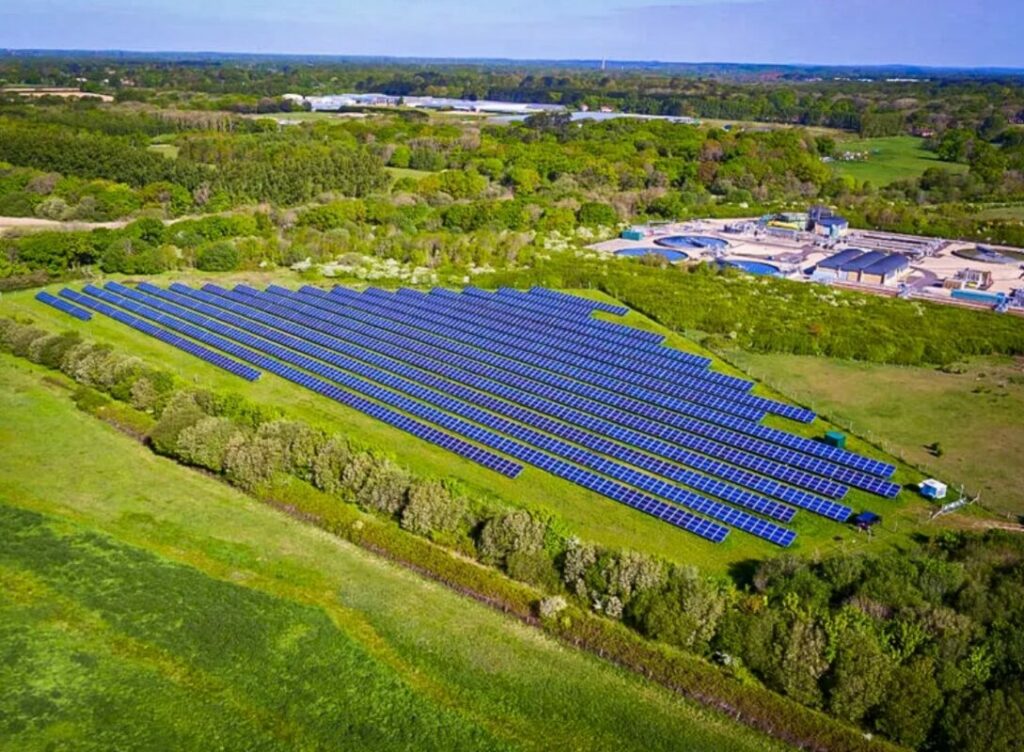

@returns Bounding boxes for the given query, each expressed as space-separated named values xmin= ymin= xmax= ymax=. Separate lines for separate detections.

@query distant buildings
xmin=813 ymin=249 xmax=909 ymax=285
xmin=290 ymin=92 xmax=565 ymax=115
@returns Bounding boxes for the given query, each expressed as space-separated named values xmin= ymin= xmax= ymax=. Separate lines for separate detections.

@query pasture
xmin=0 ymin=357 xmax=786 ymax=752
xmin=832 ymin=136 xmax=967 ymax=186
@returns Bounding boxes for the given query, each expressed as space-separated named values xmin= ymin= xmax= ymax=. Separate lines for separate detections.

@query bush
xmin=175 ymin=416 xmax=241 ymax=473
xmin=400 ymin=480 xmax=465 ymax=536
xmin=149 ymin=391 xmax=207 ymax=456
xmin=311 ymin=436 xmax=353 ymax=495
xmin=477 ymin=509 xmax=546 ymax=568
xmin=195 ymin=241 xmax=240 ymax=272
xmin=356 ymin=460 xmax=410 ymax=516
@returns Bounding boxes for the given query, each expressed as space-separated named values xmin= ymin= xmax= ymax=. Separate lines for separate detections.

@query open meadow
xmin=0 ymin=356 xmax=788 ymax=752
xmin=832 ymin=136 xmax=968 ymax=186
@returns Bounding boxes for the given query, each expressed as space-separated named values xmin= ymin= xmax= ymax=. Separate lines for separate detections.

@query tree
xmin=477 ymin=510 xmax=546 ymax=568
xmin=400 ymin=480 xmax=465 ymax=536
xmin=873 ymin=657 xmax=942 ymax=748
xmin=195 ymin=241 xmax=240 ymax=271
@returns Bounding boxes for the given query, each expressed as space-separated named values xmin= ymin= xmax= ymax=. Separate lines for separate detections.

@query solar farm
xmin=37 ymin=282 xmax=902 ymax=548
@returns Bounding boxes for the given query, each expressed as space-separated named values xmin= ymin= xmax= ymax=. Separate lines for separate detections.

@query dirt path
xmin=0 ymin=216 xmax=131 ymax=235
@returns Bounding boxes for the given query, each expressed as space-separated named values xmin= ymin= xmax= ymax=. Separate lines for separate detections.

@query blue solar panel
xmin=59 ymin=288 xmax=261 ymax=380
xmin=139 ymin=282 xmax=801 ymax=526
xmin=121 ymin=283 xmax=790 ymax=544
xmin=73 ymin=279 xmax=898 ymax=545
xmin=36 ymin=290 xmax=93 ymax=321
xmin=85 ymin=283 xmax=525 ymax=481
xmin=104 ymin=283 xmax=732 ymax=544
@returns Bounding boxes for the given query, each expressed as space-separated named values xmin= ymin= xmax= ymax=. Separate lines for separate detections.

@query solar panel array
xmin=35 ymin=290 xmax=92 ymax=321
xmin=59 ymin=281 xmax=903 ymax=547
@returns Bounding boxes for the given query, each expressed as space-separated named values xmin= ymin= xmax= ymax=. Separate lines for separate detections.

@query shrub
xmin=149 ymin=391 xmax=207 ymax=456
xmin=311 ymin=435 xmax=353 ymax=495
xmin=477 ymin=509 xmax=546 ymax=568
xmin=176 ymin=416 xmax=241 ymax=473
xmin=356 ymin=460 xmax=410 ymax=516
xmin=195 ymin=241 xmax=240 ymax=272
xmin=400 ymin=480 xmax=465 ymax=536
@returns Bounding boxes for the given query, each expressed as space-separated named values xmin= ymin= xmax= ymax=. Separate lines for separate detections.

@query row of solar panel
xmin=83 ymin=283 xmax=735 ymax=544
xmin=297 ymin=285 xmax=898 ymax=494
xmin=266 ymin=286 xmax=853 ymax=501
xmin=104 ymin=282 xmax=796 ymax=545
xmin=35 ymin=291 xmax=92 ymax=321
xmin=459 ymin=286 xmax=668 ymax=348
xmin=527 ymin=285 xmax=630 ymax=316
xmin=427 ymin=286 xmax=815 ymax=423
xmin=59 ymin=288 xmax=262 ymax=381
xmin=362 ymin=286 xmax=894 ymax=478
xmin=156 ymin=281 xmax=851 ymax=523
xmin=368 ymin=286 xmax=748 ymax=393
xmin=76 ymin=284 xmax=525 ymax=480
xmin=134 ymin=281 xmax=803 ymax=525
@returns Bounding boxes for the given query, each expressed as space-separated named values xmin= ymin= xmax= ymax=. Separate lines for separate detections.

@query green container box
xmin=824 ymin=430 xmax=846 ymax=448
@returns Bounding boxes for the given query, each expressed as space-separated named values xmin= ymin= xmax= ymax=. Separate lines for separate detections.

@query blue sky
xmin=1 ymin=0 xmax=1021 ymax=67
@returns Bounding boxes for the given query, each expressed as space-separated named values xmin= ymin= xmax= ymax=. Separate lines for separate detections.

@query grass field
xmin=0 ymin=275 xmax=934 ymax=574
xmin=146 ymin=143 xmax=180 ymax=160
xmin=0 ymin=356 xmax=786 ymax=751
xmin=973 ymin=205 xmax=1024 ymax=221
xmin=385 ymin=166 xmax=436 ymax=182
xmin=832 ymin=136 xmax=967 ymax=186
xmin=726 ymin=351 xmax=1024 ymax=518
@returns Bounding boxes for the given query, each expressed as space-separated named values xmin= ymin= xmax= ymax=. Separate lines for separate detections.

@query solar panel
xmin=36 ymin=290 xmax=93 ymax=321
xmin=87 ymin=283 xmax=525 ymax=480
xmin=142 ymin=282 xmax=801 ymax=525
xmin=73 ymin=279 xmax=897 ymax=545
xmin=127 ymin=282 xmax=793 ymax=544
xmin=110 ymin=283 xmax=734 ymax=544
xmin=525 ymin=286 xmax=629 ymax=316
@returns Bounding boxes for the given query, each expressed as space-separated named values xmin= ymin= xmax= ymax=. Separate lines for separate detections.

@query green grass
xmin=0 ymin=276 xmax=933 ymax=572
xmin=385 ymin=166 xmax=436 ymax=182
xmin=832 ymin=136 xmax=967 ymax=186
xmin=973 ymin=205 xmax=1024 ymax=221
xmin=0 ymin=357 xmax=786 ymax=752
xmin=146 ymin=143 xmax=179 ymax=160
xmin=726 ymin=351 xmax=1024 ymax=518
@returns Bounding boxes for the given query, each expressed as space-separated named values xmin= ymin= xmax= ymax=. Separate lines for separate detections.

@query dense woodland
xmin=2 ymin=316 xmax=1022 ymax=752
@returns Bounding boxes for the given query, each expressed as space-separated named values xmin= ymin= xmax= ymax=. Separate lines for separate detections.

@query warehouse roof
xmin=817 ymin=216 xmax=849 ymax=227
xmin=861 ymin=254 xmax=910 ymax=276
xmin=817 ymin=248 xmax=865 ymax=270
xmin=840 ymin=250 xmax=889 ymax=272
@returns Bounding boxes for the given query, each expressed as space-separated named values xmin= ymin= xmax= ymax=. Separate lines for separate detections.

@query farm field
xmin=832 ymin=136 xmax=968 ymax=186
xmin=0 ymin=277 xmax=931 ymax=574
xmin=726 ymin=351 xmax=1024 ymax=518
xmin=0 ymin=356 xmax=787 ymax=752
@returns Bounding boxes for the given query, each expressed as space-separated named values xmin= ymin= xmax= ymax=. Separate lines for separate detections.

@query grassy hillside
xmin=0 ymin=277 xmax=932 ymax=572
xmin=832 ymin=136 xmax=967 ymax=186
xmin=726 ymin=351 xmax=1024 ymax=517
xmin=0 ymin=357 xmax=787 ymax=752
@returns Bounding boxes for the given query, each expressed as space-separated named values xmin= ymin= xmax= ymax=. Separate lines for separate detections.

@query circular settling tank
xmin=616 ymin=247 xmax=689 ymax=262
xmin=654 ymin=235 xmax=730 ymax=252
xmin=719 ymin=259 xmax=781 ymax=276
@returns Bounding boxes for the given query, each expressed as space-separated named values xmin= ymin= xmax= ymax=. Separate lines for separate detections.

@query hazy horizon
xmin=2 ymin=1 xmax=1022 ymax=69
